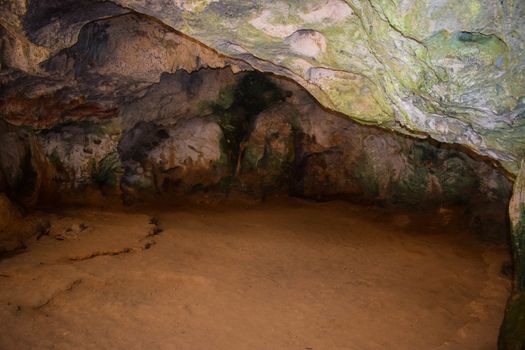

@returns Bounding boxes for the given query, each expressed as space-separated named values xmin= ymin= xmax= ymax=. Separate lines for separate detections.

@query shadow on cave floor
xmin=0 ymin=195 xmax=511 ymax=350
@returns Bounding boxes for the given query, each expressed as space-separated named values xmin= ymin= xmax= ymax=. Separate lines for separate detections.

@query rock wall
xmin=1 ymin=1 xmax=524 ymax=175
xmin=0 ymin=3 xmax=522 ymax=343
xmin=0 ymin=193 xmax=49 ymax=253
xmin=499 ymin=161 xmax=525 ymax=349
xmin=0 ymin=10 xmax=513 ymax=245
xmin=0 ymin=68 xmax=512 ymax=242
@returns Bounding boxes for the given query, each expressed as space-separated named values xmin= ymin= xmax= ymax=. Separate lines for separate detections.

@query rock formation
xmin=0 ymin=2 xmax=524 ymax=347
xmin=1 ymin=0 xmax=524 ymax=174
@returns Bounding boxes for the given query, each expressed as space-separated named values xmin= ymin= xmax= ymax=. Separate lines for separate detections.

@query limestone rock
xmin=45 ymin=13 xmax=230 ymax=83
xmin=299 ymin=0 xmax=353 ymax=23
xmin=499 ymin=160 xmax=525 ymax=349
xmin=0 ymin=196 xmax=25 ymax=251
xmin=0 ymin=194 xmax=48 ymax=252
xmin=285 ymin=30 xmax=327 ymax=59
xmin=0 ymin=13 xmax=247 ymax=130
xmin=2 ymin=1 xmax=524 ymax=174
xmin=38 ymin=122 xmax=120 ymax=189
xmin=0 ymin=120 xmax=52 ymax=204
xmin=119 ymin=117 xmax=226 ymax=196
xmin=88 ymin=1 xmax=525 ymax=174
xmin=0 ymin=24 xmax=49 ymax=73
xmin=240 ymin=103 xmax=296 ymax=193
xmin=121 ymin=68 xmax=240 ymax=128
xmin=148 ymin=117 xmax=223 ymax=171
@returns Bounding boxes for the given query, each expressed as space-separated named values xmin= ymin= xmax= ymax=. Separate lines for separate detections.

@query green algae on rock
xmin=94 ymin=0 xmax=523 ymax=176
xmin=2 ymin=1 xmax=524 ymax=174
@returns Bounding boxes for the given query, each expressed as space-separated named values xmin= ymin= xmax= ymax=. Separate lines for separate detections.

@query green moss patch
xmin=48 ymin=149 xmax=63 ymax=169
xmin=205 ymin=72 xmax=286 ymax=175
xmin=353 ymin=154 xmax=380 ymax=198
xmin=91 ymin=152 xmax=122 ymax=189
xmin=392 ymin=167 xmax=430 ymax=206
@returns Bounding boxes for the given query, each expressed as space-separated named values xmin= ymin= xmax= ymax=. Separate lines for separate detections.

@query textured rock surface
xmin=0 ymin=12 xmax=247 ymax=129
xmin=0 ymin=120 xmax=52 ymax=205
xmin=121 ymin=68 xmax=241 ymax=128
xmin=1 ymin=0 xmax=523 ymax=174
xmin=0 ymin=4 xmax=514 ymax=236
xmin=119 ymin=117 xmax=227 ymax=199
xmin=0 ymin=6 xmax=521 ymax=340
xmin=0 ymin=193 xmax=49 ymax=252
xmin=499 ymin=160 xmax=525 ymax=349
xmin=38 ymin=121 xmax=120 ymax=189
xmin=1 ymin=67 xmax=511 ymax=240
xmin=0 ymin=194 xmax=24 ymax=251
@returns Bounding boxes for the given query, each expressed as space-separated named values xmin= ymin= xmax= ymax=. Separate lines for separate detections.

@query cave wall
xmin=0 ymin=68 xmax=513 ymax=244
xmin=0 ymin=6 xmax=522 ymax=344
xmin=1 ymin=0 xmax=524 ymax=175
xmin=0 ymin=12 xmax=513 ymax=241
xmin=1 ymin=65 xmax=512 ymax=214
xmin=499 ymin=161 xmax=525 ymax=349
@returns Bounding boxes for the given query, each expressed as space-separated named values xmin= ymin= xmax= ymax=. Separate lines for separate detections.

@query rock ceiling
xmin=1 ymin=0 xmax=524 ymax=174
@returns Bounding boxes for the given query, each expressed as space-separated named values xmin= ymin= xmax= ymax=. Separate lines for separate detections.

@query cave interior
xmin=1 ymin=1 xmax=525 ymax=349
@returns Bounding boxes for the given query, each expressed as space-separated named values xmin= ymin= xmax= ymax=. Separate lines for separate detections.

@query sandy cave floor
xmin=0 ymin=197 xmax=512 ymax=350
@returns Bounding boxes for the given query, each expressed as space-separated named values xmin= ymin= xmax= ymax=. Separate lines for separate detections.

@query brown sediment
xmin=0 ymin=197 xmax=511 ymax=349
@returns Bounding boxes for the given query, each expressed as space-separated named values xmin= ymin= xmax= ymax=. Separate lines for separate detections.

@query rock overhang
xmin=1 ymin=0 xmax=524 ymax=175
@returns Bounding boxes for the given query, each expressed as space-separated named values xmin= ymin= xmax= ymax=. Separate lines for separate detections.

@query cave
xmin=1 ymin=2 xmax=524 ymax=349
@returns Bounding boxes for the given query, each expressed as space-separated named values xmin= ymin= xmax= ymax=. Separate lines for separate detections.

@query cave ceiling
xmin=1 ymin=0 xmax=524 ymax=175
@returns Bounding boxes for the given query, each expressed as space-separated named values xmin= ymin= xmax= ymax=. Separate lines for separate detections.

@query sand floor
xmin=0 ymin=197 xmax=511 ymax=349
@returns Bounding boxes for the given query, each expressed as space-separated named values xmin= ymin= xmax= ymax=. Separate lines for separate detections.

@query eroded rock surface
xmin=0 ymin=5 xmax=522 ymax=343
xmin=0 ymin=193 xmax=49 ymax=252
xmin=499 ymin=161 xmax=525 ymax=349
xmin=0 ymin=10 xmax=513 ymax=240
xmin=1 ymin=0 xmax=524 ymax=174
xmin=0 ymin=67 xmax=512 ymax=242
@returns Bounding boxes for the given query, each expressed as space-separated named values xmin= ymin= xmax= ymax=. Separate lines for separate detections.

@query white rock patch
xmin=285 ymin=29 xmax=327 ymax=59
xmin=249 ymin=10 xmax=298 ymax=38
xmin=149 ymin=118 xmax=223 ymax=170
xmin=300 ymin=0 xmax=353 ymax=23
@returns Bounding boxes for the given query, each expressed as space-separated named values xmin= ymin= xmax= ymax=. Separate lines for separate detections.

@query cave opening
xmin=0 ymin=6 xmax=523 ymax=350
